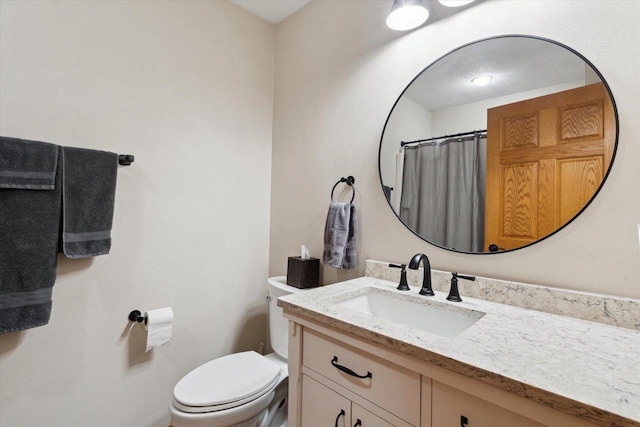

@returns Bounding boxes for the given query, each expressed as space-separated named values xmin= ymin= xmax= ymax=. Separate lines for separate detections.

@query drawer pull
xmin=335 ymin=409 xmax=345 ymax=427
xmin=353 ymin=420 xmax=362 ymax=427
xmin=331 ymin=356 xmax=372 ymax=379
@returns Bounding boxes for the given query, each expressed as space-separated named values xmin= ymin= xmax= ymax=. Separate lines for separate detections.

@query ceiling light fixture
xmin=471 ymin=75 xmax=493 ymax=86
xmin=386 ymin=0 xmax=429 ymax=31
xmin=439 ymin=0 xmax=475 ymax=7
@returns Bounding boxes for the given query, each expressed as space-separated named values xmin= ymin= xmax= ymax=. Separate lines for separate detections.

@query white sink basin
xmin=336 ymin=288 xmax=485 ymax=338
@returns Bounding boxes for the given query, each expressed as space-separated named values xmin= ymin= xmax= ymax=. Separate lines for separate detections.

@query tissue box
xmin=287 ymin=257 xmax=319 ymax=289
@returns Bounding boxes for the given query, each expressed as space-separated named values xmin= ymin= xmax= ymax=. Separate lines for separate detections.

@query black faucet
xmin=408 ymin=253 xmax=434 ymax=296
xmin=447 ymin=272 xmax=476 ymax=302
xmin=389 ymin=264 xmax=410 ymax=291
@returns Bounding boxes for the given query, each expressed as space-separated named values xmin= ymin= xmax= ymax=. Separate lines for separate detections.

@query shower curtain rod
xmin=400 ymin=129 xmax=487 ymax=147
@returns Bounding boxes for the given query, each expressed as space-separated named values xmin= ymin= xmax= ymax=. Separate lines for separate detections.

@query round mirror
xmin=379 ymin=35 xmax=617 ymax=254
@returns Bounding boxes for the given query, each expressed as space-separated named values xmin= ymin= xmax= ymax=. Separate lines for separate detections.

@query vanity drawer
xmin=302 ymin=328 xmax=420 ymax=425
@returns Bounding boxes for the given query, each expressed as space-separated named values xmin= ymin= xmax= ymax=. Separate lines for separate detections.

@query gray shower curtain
xmin=400 ymin=134 xmax=486 ymax=252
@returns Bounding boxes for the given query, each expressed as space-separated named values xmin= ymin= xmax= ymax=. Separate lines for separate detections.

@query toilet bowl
xmin=169 ymin=277 xmax=305 ymax=427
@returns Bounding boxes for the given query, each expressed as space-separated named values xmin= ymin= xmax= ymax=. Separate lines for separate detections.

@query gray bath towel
xmin=0 ymin=136 xmax=58 ymax=190
xmin=322 ymin=201 xmax=358 ymax=269
xmin=61 ymin=146 xmax=118 ymax=258
xmin=0 ymin=138 xmax=62 ymax=334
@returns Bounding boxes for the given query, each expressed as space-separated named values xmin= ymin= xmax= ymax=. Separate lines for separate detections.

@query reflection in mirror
xmin=379 ymin=35 xmax=617 ymax=254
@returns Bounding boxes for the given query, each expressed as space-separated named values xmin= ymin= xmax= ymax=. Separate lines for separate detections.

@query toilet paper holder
xmin=128 ymin=310 xmax=147 ymax=325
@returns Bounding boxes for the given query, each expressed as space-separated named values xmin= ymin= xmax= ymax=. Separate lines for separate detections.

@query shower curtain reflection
xmin=400 ymin=133 xmax=486 ymax=252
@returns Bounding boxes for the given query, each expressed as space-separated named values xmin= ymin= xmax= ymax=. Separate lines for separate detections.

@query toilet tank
xmin=268 ymin=276 xmax=307 ymax=360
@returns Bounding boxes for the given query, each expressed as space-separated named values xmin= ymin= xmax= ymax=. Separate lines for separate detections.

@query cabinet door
xmin=432 ymin=381 xmax=545 ymax=427
xmin=302 ymin=374 xmax=351 ymax=426
xmin=352 ymin=403 xmax=395 ymax=427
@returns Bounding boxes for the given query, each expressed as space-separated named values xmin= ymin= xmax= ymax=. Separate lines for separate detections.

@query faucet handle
xmin=389 ymin=264 xmax=410 ymax=291
xmin=456 ymin=273 xmax=476 ymax=282
xmin=447 ymin=272 xmax=476 ymax=302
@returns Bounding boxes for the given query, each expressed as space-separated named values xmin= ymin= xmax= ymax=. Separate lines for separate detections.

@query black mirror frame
xmin=378 ymin=34 xmax=619 ymax=255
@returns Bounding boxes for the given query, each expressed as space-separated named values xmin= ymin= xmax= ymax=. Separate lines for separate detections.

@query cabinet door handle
xmin=331 ymin=356 xmax=372 ymax=379
xmin=353 ymin=419 xmax=362 ymax=427
xmin=334 ymin=409 xmax=345 ymax=427
xmin=461 ymin=415 xmax=468 ymax=427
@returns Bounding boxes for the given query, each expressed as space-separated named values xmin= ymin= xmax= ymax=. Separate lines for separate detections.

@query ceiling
xmin=230 ymin=0 xmax=312 ymax=24
xmin=229 ymin=0 xmax=488 ymax=27
xmin=404 ymin=37 xmax=591 ymax=111
xmin=228 ymin=3 xmax=590 ymax=113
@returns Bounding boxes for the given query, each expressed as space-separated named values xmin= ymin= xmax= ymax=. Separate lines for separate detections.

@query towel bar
xmin=118 ymin=154 xmax=134 ymax=166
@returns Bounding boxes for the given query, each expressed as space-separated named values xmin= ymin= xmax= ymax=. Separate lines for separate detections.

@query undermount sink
xmin=336 ymin=288 xmax=485 ymax=338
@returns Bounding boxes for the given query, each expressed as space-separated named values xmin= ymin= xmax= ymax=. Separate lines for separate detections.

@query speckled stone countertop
xmin=278 ymin=276 xmax=640 ymax=427
xmin=365 ymin=260 xmax=640 ymax=331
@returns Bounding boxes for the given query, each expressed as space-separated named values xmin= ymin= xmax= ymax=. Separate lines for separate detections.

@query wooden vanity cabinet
xmin=287 ymin=317 xmax=599 ymax=427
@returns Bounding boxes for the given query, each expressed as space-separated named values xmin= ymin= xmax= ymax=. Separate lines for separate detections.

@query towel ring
xmin=331 ymin=176 xmax=355 ymax=203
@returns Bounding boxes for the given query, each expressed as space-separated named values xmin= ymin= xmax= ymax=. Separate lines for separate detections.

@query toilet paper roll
xmin=144 ymin=307 xmax=174 ymax=352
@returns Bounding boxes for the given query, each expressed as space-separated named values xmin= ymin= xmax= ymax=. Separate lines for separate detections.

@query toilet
xmin=169 ymin=276 xmax=305 ymax=427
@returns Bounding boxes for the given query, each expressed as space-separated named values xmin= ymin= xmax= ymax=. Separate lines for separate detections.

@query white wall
xmin=0 ymin=1 xmax=275 ymax=426
xmin=430 ymin=80 xmax=584 ymax=136
xmin=379 ymin=96 xmax=432 ymax=185
xmin=270 ymin=0 xmax=640 ymax=298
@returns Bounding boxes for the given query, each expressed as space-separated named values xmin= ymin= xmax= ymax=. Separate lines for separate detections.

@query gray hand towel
xmin=61 ymin=146 xmax=118 ymax=258
xmin=322 ymin=201 xmax=358 ymax=269
xmin=342 ymin=203 xmax=358 ymax=269
xmin=0 ymin=138 xmax=62 ymax=334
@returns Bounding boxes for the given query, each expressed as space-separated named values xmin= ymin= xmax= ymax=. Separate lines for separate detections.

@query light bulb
xmin=471 ymin=75 xmax=493 ymax=87
xmin=439 ymin=0 xmax=475 ymax=7
xmin=386 ymin=0 xmax=429 ymax=31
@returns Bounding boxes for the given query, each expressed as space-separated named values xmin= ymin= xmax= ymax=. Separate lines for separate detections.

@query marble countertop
xmin=279 ymin=277 xmax=640 ymax=427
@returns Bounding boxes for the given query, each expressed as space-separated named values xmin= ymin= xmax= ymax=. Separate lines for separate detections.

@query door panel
xmin=559 ymin=100 xmax=603 ymax=141
xmin=501 ymin=162 xmax=537 ymax=240
xmin=558 ymin=156 xmax=603 ymax=223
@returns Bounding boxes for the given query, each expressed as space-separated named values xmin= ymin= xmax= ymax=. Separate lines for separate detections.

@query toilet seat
xmin=172 ymin=351 xmax=282 ymax=414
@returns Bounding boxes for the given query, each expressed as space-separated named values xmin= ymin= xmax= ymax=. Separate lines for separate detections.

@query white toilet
xmin=169 ymin=276 xmax=305 ymax=427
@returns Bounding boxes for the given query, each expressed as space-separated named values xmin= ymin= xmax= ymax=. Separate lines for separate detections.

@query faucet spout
xmin=408 ymin=253 xmax=434 ymax=296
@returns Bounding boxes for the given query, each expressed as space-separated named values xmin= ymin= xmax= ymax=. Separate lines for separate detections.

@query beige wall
xmin=270 ymin=0 xmax=640 ymax=298
xmin=1 ymin=0 xmax=639 ymax=426
xmin=0 ymin=1 xmax=274 ymax=426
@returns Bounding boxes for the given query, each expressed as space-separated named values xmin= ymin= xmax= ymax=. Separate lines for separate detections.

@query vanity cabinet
xmin=431 ymin=381 xmax=544 ymax=427
xmin=287 ymin=317 xmax=599 ymax=427
xmin=300 ymin=328 xmax=419 ymax=426
xmin=302 ymin=374 xmax=394 ymax=427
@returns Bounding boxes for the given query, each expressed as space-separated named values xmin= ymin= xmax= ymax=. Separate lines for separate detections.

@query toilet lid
xmin=173 ymin=351 xmax=282 ymax=409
